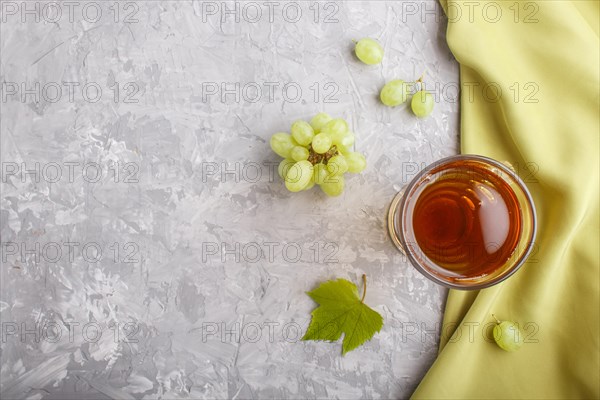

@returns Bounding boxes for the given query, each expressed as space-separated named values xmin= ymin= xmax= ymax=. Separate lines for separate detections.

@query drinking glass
xmin=388 ymin=154 xmax=537 ymax=289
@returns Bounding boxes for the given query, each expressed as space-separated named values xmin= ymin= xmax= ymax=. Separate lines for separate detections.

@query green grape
xmin=346 ymin=152 xmax=367 ymax=173
xmin=270 ymin=132 xmax=295 ymax=158
xmin=380 ymin=80 xmax=409 ymax=106
xmin=312 ymin=133 xmax=333 ymax=154
xmin=278 ymin=159 xmax=295 ymax=179
xmin=285 ymin=161 xmax=314 ymax=192
xmin=313 ymin=163 xmax=329 ymax=185
xmin=327 ymin=155 xmax=348 ymax=175
xmin=323 ymin=118 xmax=348 ymax=138
xmin=291 ymin=120 xmax=315 ymax=146
xmin=291 ymin=146 xmax=309 ymax=162
xmin=340 ymin=132 xmax=355 ymax=148
xmin=492 ymin=316 xmax=523 ymax=352
xmin=330 ymin=130 xmax=353 ymax=148
xmin=310 ymin=112 xmax=332 ymax=134
xmin=336 ymin=144 xmax=351 ymax=155
xmin=411 ymin=90 xmax=434 ymax=117
xmin=303 ymin=178 xmax=316 ymax=191
xmin=320 ymin=174 xmax=345 ymax=197
xmin=354 ymin=38 xmax=384 ymax=65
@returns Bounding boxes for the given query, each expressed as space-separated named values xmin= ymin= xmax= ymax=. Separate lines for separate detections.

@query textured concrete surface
xmin=0 ymin=1 xmax=459 ymax=399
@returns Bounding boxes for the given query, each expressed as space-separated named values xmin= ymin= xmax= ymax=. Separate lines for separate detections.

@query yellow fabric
xmin=412 ymin=1 xmax=600 ymax=398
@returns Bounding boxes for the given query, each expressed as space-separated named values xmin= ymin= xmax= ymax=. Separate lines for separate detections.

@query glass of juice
xmin=388 ymin=154 xmax=537 ymax=289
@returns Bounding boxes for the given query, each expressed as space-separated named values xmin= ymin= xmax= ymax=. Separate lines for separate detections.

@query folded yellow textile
xmin=412 ymin=1 xmax=600 ymax=398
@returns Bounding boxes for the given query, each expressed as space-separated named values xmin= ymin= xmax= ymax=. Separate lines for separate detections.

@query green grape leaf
xmin=302 ymin=277 xmax=383 ymax=355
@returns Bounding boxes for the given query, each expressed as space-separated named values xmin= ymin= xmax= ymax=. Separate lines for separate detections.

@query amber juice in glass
xmin=389 ymin=155 xmax=537 ymax=289
xmin=411 ymin=160 xmax=521 ymax=277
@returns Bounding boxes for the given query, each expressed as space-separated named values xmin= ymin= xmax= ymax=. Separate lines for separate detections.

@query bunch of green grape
xmin=270 ymin=114 xmax=367 ymax=196
xmin=353 ymin=38 xmax=434 ymax=117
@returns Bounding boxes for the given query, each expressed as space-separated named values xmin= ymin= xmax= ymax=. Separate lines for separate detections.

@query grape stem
xmin=361 ymin=274 xmax=367 ymax=303
xmin=415 ymin=74 xmax=425 ymax=91
xmin=492 ymin=314 xmax=501 ymax=324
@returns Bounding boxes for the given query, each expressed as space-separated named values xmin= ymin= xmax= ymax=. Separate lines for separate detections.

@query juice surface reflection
xmin=412 ymin=162 xmax=522 ymax=277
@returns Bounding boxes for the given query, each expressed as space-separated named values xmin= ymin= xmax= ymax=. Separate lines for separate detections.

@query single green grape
xmin=346 ymin=152 xmax=367 ymax=173
xmin=380 ymin=80 xmax=409 ymax=106
xmin=354 ymin=38 xmax=384 ymax=65
xmin=270 ymin=132 xmax=295 ymax=158
xmin=291 ymin=146 xmax=309 ymax=162
xmin=340 ymin=132 xmax=355 ymax=148
xmin=291 ymin=120 xmax=315 ymax=146
xmin=313 ymin=163 xmax=329 ymax=185
xmin=411 ymin=90 xmax=434 ymax=117
xmin=492 ymin=316 xmax=524 ymax=352
xmin=323 ymin=118 xmax=348 ymax=138
xmin=285 ymin=160 xmax=314 ymax=192
xmin=327 ymin=155 xmax=348 ymax=175
xmin=278 ymin=159 xmax=295 ymax=179
xmin=310 ymin=113 xmax=332 ymax=134
xmin=320 ymin=174 xmax=345 ymax=197
xmin=312 ymin=133 xmax=333 ymax=154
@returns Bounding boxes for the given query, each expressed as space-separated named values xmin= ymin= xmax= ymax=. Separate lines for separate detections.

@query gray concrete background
xmin=0 ymin=1 xmax=459 ymax=398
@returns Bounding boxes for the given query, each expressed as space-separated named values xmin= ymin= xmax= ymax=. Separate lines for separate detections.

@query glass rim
xmin=393 ymin=154 xmax=538 ymax=290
